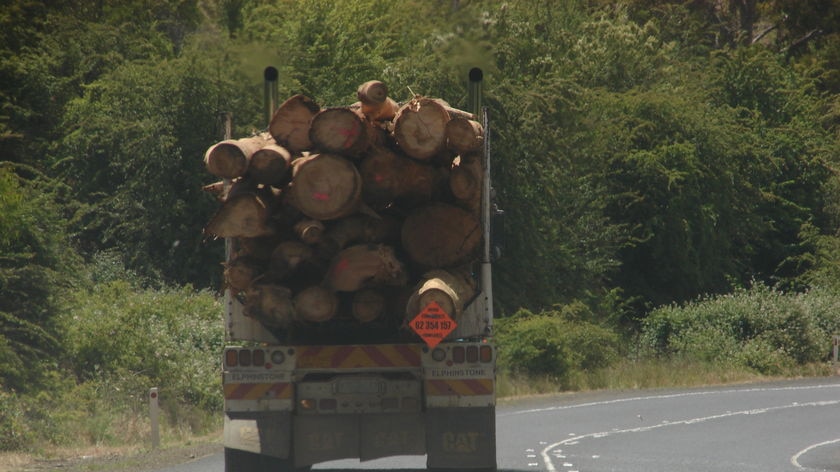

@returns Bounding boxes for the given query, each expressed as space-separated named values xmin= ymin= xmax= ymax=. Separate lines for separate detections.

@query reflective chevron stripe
xmin=296 ymin=344 xmax=422 ymax=369
xmin=425 ymin=378 xmax=494 ymax=396
xmin=224 ymin=382 xmax=291 ymax=400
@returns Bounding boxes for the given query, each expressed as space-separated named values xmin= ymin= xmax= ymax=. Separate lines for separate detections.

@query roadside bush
xmin=495 ymin=306 xmax=620 ymax=389
xmin=57 ymin=281 xmax=224 ymax=439
xmin=639 ymin=283 xmax=840 ymax=374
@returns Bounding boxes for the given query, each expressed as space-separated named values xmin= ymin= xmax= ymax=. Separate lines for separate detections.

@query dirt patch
xmin=0 ymin=433 xmax=222 ymax=472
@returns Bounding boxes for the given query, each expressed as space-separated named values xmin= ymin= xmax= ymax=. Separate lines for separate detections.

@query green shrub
xmin=495 ymin=307 xmax=619 ymax=389
xmin=639 ymin=283 xmax=840 ymax=374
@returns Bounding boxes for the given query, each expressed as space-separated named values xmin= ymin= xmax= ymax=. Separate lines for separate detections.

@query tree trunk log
xmin=445 ymin=117 xmax=484 ymax=155
xmin=294 ymin=285 xmax=339 ymax=322
xmin=309 ymin=107 xmax=375 ymax=157
xmin=269 ymin=94 xmax=320 ymax=153
xmin=250 ymin=143 xmax=292 ymax=186
xmin=393 ymin=97 xmax=451 ymax=161
xmin=204 ymin=192 xmax=273 ymax=239
xmin=204 ymin=134 xmax=269 ymax=179
xmin=323 ymin=214 xmax=402 ymax=249
xmin=224 ymin=255 xmax=265 ymax=293
xmin=449 ymin=153 xmax=482 ymax=213
xmin=401 ymin=203 xmax=481 ymax=268
xmin=359 ymin=145 xmax=448 ymax=208
xmin=287 ymin=153 xmax=362 ymax=220
xmin=352 ymin=288 xmax=386 ymax=323
xmin=243 ymin=282 xmax=295 ymax=329
xmin=405 ymin=268 xmax=477 ymax=321
xmin=324 ymin=244 xmax=408 ymax=292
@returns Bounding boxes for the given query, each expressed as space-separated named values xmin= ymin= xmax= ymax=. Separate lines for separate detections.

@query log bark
xmin=359 ymin=146 xmax=448 ymax=208
xmin=393 ymin=97 xmax=451 ymax=161
xmin=204 ymin=134 xmax=269 ymax=179
xmin=287 ymin=153 xmax=362 ymax=220
xmin=243 ymin=282 xmax=295 ymax=329
xmin=324 ymin=244 xmax=408 ymax=292
xmin=445 ymin=117 xmax=484 ymax=155
xmin=249 ymin=143 xmax=292 ymax=186
xmin=269 ymin=94 xmax=320 ymax=153
xmin=352 ymin=288 xmax=386 ymax=323
xmin=405 ymin=268 xmax=477 ymax=321
xmin=401 ymin=203 xmax=481 ymax=268
xmin=449 ymin=153 xmax=482 ymax=212
xmin=309 ymin=107 xmax=374 ymax=157
xmin=204 ymin=192 xmax=273 ymax=239
xmin=294 ymin=285 xmax=339 ymax=323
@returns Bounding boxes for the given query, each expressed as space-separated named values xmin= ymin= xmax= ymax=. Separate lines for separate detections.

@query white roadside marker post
xmin=149 ymin=387 xmax=160 ymax=449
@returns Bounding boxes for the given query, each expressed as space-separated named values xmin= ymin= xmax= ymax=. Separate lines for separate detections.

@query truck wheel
xmin=224 ymin=447 xmax=311 ymax=472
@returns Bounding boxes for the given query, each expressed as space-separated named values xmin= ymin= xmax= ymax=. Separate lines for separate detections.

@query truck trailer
xmin=209 ymin=68 xmax=498 ymax=472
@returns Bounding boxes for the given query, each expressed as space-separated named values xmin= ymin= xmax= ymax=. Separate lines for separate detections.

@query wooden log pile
xmin=202 ymin=80 xmax=485 ymax=342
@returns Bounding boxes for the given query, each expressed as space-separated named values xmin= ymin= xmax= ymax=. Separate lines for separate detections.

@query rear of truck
xmin=217 ymin=69 xmax=497 ymax=472
xmin=222 ymin=297 xmax=496 ymax=471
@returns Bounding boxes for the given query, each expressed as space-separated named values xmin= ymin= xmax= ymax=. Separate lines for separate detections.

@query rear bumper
xmin=224 ymin=406 xmax=496 ymax=469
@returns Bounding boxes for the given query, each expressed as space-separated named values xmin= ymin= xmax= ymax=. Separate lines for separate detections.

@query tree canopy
xmin=1 ymin=0 xmax=839 ymax=345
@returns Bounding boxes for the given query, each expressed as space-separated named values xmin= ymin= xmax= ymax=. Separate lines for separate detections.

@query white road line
xmin=791 ymin=438 xmax=840 ymax=470
xmin=501 ymin=383 xmax=840 ymax=417
xmin=540 ymin=399 xmax=840 ymax=472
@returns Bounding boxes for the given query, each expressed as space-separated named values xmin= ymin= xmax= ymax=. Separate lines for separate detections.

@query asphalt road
xmin=156 ymin=377 xmax=840 ymax=472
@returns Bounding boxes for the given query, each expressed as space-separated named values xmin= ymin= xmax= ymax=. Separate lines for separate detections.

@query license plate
xmin=334 ymin=379 xmax=384 ymax=395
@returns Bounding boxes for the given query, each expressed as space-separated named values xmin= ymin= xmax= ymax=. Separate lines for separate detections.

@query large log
xmin=243 ymin=282 xmax=295 ymax=329
xmin=269 ymin=94 xmax=320 ymax=153
xmin=392 ymin=97 xmax=451 ymax=161
xmin=309 ymin=107 xmax=376 ymax=157
xmin=405 ymin=268 xmax=477 ymax=322
xmin=359 ymin=146 xmax=448 ymax=208
xmin=287 ymin=153 xmax=362 ymax=220
xmin=204 ymin=134 xmax=270 ymax=179
xmin=324 ymin=244 xmax=408 ymax=292
xmin=445 ymin=117 xmax=484 ymax=155
xmin=449 ymin=153 xmax=482 ymax=212
xmin=294 ymin=285 xmax=339 ymax=323
xmin=204 ymin=192 xmax=273 ymax=238
xmin=401 ymin=203 xmax=481 ymax=268
xmin=250 ymin=143 xmax=293 ymax=186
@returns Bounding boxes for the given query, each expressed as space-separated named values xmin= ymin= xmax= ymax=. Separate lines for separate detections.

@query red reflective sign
xmin=409 ymin=301 xmax=457 ymax=348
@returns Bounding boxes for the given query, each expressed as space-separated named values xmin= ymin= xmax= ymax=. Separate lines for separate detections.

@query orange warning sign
xmin=410 ymin=301 xmax=457 ymax=348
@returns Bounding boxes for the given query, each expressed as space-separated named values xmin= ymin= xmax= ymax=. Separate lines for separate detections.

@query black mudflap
xmin=426 ymin=407 xmax=497 ymax=470
xmin=293 ymin=413 xmax=425 ymax=466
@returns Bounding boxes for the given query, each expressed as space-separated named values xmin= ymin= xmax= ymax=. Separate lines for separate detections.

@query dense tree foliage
xmin=1 ymin=0 xmax=839 ymax=361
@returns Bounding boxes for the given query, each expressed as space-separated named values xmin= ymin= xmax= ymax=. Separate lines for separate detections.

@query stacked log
xmin=202 ymin=81 xmax=486 ymax=342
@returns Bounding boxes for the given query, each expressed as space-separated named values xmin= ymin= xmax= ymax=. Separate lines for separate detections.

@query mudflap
xmin=360 ymin=413 xmax=426 ymax=460
xmin=224 ymin=412 xmax=292 ymax=459
xmin=293 ymin=413 xmax=426 ymax=467
xmin=426 ymin=407 xmax=497 ymax=470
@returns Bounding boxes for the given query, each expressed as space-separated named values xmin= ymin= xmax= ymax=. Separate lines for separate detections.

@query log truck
xmin=216 ymin=68 xmax=499 ymax=472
